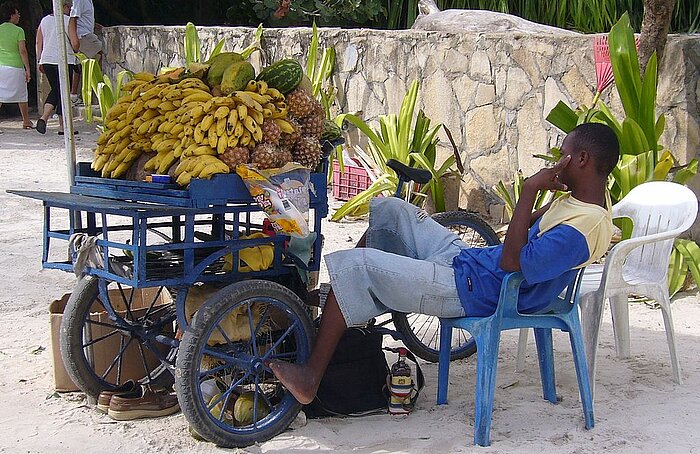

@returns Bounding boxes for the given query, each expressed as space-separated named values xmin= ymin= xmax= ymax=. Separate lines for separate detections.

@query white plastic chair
xmin=516 ymin=181 xmax=698 ymax=395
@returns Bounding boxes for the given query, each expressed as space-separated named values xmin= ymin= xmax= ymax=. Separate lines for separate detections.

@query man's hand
xmin=523 ymin=155 xmax=571 ymax=193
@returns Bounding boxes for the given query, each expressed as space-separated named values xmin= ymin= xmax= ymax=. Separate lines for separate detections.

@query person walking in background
xmin=0 ymin=1 xmax=33 ymax=132
xmin=36 ymin=0 xmax=79 ymax=135
xmin=68 ymin=0 xmax=101 ymax=105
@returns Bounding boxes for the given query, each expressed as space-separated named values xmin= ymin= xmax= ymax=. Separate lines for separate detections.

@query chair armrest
xmin=603 ymin=228 xmax=684 ymax=276
xmin=497 ymin=271 xmax=526 ymax=319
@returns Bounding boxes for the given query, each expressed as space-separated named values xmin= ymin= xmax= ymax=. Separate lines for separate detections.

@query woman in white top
xmin=35 ymin=0 xmax=79 ymax=135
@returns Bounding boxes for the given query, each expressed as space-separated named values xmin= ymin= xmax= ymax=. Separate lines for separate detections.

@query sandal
xmin=23 ymin=124 xmax=34 ymax=129
xmin=36 ymin=119 xmax=47 ymax=134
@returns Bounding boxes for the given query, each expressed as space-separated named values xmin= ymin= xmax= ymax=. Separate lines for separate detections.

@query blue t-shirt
xmin=453 ymin=194 xmax=613 ymax=316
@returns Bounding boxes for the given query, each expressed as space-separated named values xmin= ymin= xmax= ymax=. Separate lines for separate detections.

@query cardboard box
xmin=49 ymin=287 xmax=173 ymax=392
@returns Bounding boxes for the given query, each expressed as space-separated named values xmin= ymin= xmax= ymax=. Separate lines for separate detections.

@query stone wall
xmin=102 ymin=26 xmax=699 ymax=225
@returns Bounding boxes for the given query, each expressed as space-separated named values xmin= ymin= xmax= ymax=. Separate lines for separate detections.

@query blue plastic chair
xmin=437 ymin=270 xmax=594 ymax=446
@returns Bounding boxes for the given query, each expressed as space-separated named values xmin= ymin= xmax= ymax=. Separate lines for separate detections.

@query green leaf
xmin=546 ymin=101 xmax=578 ymax=133
xmin=668 ymin=247 xmax=688 ymax=297
xmin=184 ymin=22 xmax=201 ymax=66
xmin=655 ymin=113 xmax=666 ymax=141
xmin=675 ymin=239 xmax=700 ymax=291
xmin=639 ymin=52 xmax=659 ymax=151
xmin=672 ymin=159 xmax=699 ymax=184
xmin=307 ymin=21 xmax=319 ymax=79
xmin=331 ymin=177 xmax=395 ymax=221
xmin=595 ymin=101 xmax=623 ymax=137
xmin=620 ymin=118 xmax=650 ymax=155
xmin=653 ymin=150 xmax=675 ymax=180
xmin=208 ymin=38 xmax=226 ymax=60
xmin=240 ymin=24 xmax=263 ymax=59
xmin=609 ymin=13 xmax=642 ymax=121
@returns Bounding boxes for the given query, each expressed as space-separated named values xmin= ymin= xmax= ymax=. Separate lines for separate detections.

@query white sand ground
xmin=1 ymin=116 xmax=699 ymax=454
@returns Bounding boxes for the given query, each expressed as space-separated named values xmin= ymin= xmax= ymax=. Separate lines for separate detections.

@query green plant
xmin=77 ymin=55 xmax=130 ymax=128
xmin=305 ymin=22 xmax=336 ymax=119
xmin=492 ymin=170 xmax=560 ymax=220
xmin=546 ymin=13 xmax=699 ymax=297
xmin=331 ymin=80 xmax=455 ymax=221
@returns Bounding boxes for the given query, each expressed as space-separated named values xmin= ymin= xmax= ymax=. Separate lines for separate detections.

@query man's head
xmin=557 ymin=123 xmax=619 ymax=188
xmin=0 ymin=2 xmax=20 ymax=23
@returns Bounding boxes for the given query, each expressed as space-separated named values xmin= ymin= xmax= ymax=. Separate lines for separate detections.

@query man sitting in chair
xmin=270 ymin=122 xmax=620 ymax=405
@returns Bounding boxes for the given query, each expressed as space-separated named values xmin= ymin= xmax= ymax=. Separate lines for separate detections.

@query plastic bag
xmin=236 ymin=163 xmax=311 ymax=238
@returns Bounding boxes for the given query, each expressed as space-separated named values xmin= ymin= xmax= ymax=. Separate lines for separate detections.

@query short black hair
xmin=566 ymin=123 xmax=620 ymax=176
xmin=0 ymin=2 xmax=18 ymax=22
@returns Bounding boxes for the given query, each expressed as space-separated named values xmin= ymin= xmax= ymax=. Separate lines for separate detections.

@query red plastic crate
xmin=332 ymin=160 xmax=372 ymax=201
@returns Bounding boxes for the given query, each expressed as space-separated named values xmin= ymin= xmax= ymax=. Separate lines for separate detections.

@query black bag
xmin=303 ymin=326 xmax=424 ymax=418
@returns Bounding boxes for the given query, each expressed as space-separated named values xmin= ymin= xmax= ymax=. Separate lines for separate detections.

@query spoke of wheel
xmin=247 ymin=302 xmax=259 ymax=357
xmin=82 ymin=329 xmax=120 ymax=348
xmin=259 ymin=321 xmax=298 ymax=363
xmin=253 ymin=304 xmax=270 ymax=338
xmin=252 ymin=372 xmax=262 ymax=427
xmin=199 ymin=361 xmax=235 ymax=380
xmin=117 ymin=283 xmax=135 ymax=322
xmin=85 ymin=318 xmax=125 ymax=330
xmin=411 ymin=315 xmax=433 ymax=341
xmin=116 ymin=336 xmax=125 ymax=385
xmin=137 ymin=341 xmax=153 ymax=382
xmin=267 ymin=351 xmax=297 ymax=361
xmin=139 ymin=286 xmax=165 ymax=322
xmin=214 ymin=324 xmax=233 ymax=345
xmin=101 ymin=337 xmax=133 ymax=380
xmin=219 ymin=389 xmax=233 ymax=422
xmin=207 ymin=375 xmax=248 ymax=412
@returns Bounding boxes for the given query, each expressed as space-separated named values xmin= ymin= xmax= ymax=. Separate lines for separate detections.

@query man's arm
xmin=68 ymin=17 xmax=79 ymax=51
xmin=500 ymin=156 xmax=570 ymax=271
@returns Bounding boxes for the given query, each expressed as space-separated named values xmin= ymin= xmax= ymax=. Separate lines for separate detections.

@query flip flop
xmin=23 ymin=124 xmax=34 ymax=129
xmin=58 ymin=130 xmax=79 ymax=136
xmin=36 ymin=119 xmax=47 ymax=134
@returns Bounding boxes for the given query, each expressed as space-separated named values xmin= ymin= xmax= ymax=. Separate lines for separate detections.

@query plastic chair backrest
xmin=612 ymin=182 xmax=698 ymax=283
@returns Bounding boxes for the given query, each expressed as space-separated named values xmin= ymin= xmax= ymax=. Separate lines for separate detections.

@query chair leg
xmin=515 ymin=328 xmax=529 ymax=372
xmin=610 ymin=293 xmax=631 ymax=358
xmin=534 ymin=328 xmax=557 ymax=404
xmin=568 ymin=319 xmax=595 ymax=429
xmin=473 ymin=325 xmax=502 ymax=447
xmin=437 ymin=322 xmax=453 ymax=405
xmin=656 ymin=293 xmax=682 ymax=384
xmin=580 ymin=292 xmax=605 ymax=398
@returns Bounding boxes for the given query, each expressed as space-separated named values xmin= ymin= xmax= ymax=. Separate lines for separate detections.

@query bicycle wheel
xmin=176 ymin=279 xmax=314 ymax=448
xmin=59 ymin=276 xmax=178 ymax=398
xmin=392 ymin=210 xmax=500 ymax=362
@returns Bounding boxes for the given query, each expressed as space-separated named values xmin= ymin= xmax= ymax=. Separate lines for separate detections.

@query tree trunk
xmin=639 ymin=0 xmax=677 ymax=74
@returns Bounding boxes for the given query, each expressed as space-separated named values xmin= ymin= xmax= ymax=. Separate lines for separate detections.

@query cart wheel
xmin=59 ymin=276 xmax=178 ymax=398
xmin=176 ymin=279 xmax=314 ymax=448
xmin=392 ymin=210 xmax=501 ymax=362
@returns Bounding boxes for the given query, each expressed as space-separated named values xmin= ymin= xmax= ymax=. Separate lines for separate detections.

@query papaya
xmin=206 ymin=52 xmax=244 ymax=87
xmin=220 ymin=61 xmax=256 ymax=95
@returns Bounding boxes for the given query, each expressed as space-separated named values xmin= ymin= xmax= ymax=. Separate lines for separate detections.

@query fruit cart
xmin=10 ymin=160 xmax=328 ymax=447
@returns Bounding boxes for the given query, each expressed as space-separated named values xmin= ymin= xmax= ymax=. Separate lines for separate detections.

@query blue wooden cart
xmin=11 ymin=161 xmax=328 ymax=447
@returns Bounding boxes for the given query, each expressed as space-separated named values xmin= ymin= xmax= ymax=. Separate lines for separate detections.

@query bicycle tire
xmin=59 ymin=276 xmax=178 ymax=398
xmin=392 ymin=210 xmax=500 ymax=362
xmin=176 ymin=279 xmax=315 ymax=448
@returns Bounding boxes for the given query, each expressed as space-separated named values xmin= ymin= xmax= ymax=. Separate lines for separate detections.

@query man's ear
xmin=577 ymin=149 xmax=590 ymax=167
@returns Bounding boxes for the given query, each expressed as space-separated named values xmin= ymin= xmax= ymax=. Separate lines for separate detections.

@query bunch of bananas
xmin=92 ymin=71 xmax=301 ymax=186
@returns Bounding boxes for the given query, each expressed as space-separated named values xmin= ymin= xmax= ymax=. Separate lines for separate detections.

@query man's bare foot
xmin=268 ymin=360 xmax=319 ymax=405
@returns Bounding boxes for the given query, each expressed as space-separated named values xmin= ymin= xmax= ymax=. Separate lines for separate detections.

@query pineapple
xmin=220 ymin=146 xmax=250 ymax=169
xmin=276 ymin=147 xmax=293 ymax=167
xmin=251 ymin=143 xmax=281 ymax=170
xmin=278 ymin=117 xmax=301 ymax=149
xmin=298 ymin=108 xmax=325 ymax=139
xmin=286 ymin=87 xmax=316 ymax=118
xmin=260 ymin=120 xmax=282 ymax=145
xmin=292 ymin=136 xmax=322 ymax=170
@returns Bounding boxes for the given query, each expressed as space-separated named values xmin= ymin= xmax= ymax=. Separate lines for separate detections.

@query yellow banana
xmin=105 ymin=119 xmax=119 ymax=130
xmin=251 ymin=124 xmax=263 ymax=142
xmin=233 ymin=120 xmax=244 ymax=138
xmin=200 ymin=114 xmax=215 ymax=131
xmin=141 ymin=109 xmax=160 ymax=121
xmin=247 ymin=107 xmax=264 ymax=125
xmin=227 ymin=135 xmax=239 ymax=148
xmin=233 ymin=92 xmax=263 ymax=112
xmin=240 ymin=129 xmax=252 ymax=147
xmin=141 ymin=83 xmax=169 ymax=101
xmin=207 ymin=128 xmax=218 ymax=148
xmin=182 ymin=91 xmax=213 ymax=104
xmin=243 ymin=115 xmax=257 ymax=134
xmin=105 ymin=103 xmax=129 ymax=121
xmin=121 ymin=79 xmax=148 ymax=92
xmin=274 ymin=118 xmax=296 ymax=134
xmin=97 ymin=130 xmax=113 ymax=145
xmin=198 ymin=161 xmax=230 ymax=179
xmin=144 ymin=153 xmax=160 ymax=171
xmin=144 ymin=97 xmax=163 ymax=110
xmin=126 ymin=100 xmax=145 ymax=123
xmin=170 ymin=123 xmax=185 ymax=137
xmin=211 ymin=96 xmax=235 ymax=108
xmin=216 ymin=117 xmax=227 ymax=137
xmin=155 ymin=138 xmax=178 ymax=153
xmin=111 ymin=161 xmax=132 ymax=178
xmin=256 ymin=80 xmax=268 ymax=95
xmin=226 ymin=109 xmax=238 ymax=135
xmin=174 ymin=157 xmax=196 ymax=177
xmin=217 ymin=136 xmax=228 ymax=155
xmin=92 ymin=154 xmax=109 ymax=171
xmin=182 ymin=143 xmax=199 ymax=157
xmin=246 ymin=80 xmax=257 ymax=92
xmin=242 ymin=90 xmax=271 ymax=105
xmin=194 ymin=124 xmax=206 ymax=144
xmin=176 ymin=171 xmax=193 ymax=186
xmin=157 ymin=150 xmax=177 ymax=174
xmin=265 ymin=87 xmax=284 ymax=101
xmin=133 ymin=72 xmax=155 ymax=82
xmin=193 ymin=145 xmax=216 ymax=156
xmin=237 ymin=104 xmax=248 ymax=122
xmin=262 ymin=107 xmax=273 ymax=119
xmin=116 ymin=94 xmax=132 ymax=104
xmin=213 ymin=106 xmax=230 ymax=119
xmin=177 ymin=78 xmax=210 ymax=91
xmin=159 ymin=101 xmax=177 ymax=111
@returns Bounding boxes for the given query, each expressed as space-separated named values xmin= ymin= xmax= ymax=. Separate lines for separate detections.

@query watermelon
xmin=256 ymin=59 xmax=303 ymax=95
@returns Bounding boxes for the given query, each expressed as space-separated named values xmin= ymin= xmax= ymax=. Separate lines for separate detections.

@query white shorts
xmin=324 ymin=197 xmax=467 ymax=327
xmin=0 ymin=66 xmax=28 ymax=103
xmin=79 ymin=33 xmax=103 ymax=58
